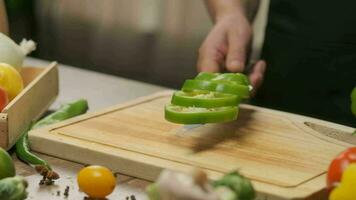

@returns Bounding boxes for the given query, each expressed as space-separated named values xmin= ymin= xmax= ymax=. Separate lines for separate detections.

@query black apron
xmin=252 ymin=0 xmax=356 ymax=126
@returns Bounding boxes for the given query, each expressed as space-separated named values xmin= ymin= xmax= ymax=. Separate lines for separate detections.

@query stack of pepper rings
xmin=165 ymin=72 xmax=252 ymax=124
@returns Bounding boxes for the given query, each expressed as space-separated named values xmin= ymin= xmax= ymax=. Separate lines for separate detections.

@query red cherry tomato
xmin=0 ymin=87 xmax=8 ymax=111
xmin=327 ymin=147 xmax=356 ymax=189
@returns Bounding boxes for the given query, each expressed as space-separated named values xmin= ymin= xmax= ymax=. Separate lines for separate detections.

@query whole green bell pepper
xmin=0 ymin=176 xmax=28 ymax=200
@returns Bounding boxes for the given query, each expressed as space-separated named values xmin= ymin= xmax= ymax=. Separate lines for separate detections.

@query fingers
xmin=249 ymin=60 xmax=266 ymax=96
xmin=225 ymin=28 xmax=250 ymax=72
xmin=197 ymin=26 xmax=227 ymax=72
xmin=197 ymin=14 xmax=252 ymax=73
xmin=197 ymin=47 xmax=224 ymax=72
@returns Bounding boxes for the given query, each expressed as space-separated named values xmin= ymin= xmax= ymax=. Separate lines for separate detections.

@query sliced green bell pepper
xmin=195 ymin=72 xmax=249 ymax=85
xmin=182 ymin=80 xmax=250 ymax=99
xmin=171 ymin=91 xmax=240 ymax=108
xmin=195 ymin=72 xmax=220 ymax=81
xmin=165 ymin=104 xmax=238 ymax=124
xmin=212 ymin=73 xmax=250 ymax=85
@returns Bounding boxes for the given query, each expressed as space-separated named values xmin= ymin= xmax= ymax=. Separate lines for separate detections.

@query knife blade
xmin=304 ymin=121 xmax=356 ymax=145
xmin=174 ymin=124 xmax=204 ymax=136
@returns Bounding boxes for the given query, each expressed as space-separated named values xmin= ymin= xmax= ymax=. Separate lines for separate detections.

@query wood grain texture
xmin=0 ymin=63 xmax=59 ymax=149
xmin=29 ymin=91 xmax=354 ymax=199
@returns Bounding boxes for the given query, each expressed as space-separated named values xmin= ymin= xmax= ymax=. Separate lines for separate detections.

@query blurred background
xmin=5 ymin=0 xmax=269 ymax=88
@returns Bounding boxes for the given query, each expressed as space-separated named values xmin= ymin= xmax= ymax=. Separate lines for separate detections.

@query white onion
xmin=0 ymin=32 xmax=36 ymax=71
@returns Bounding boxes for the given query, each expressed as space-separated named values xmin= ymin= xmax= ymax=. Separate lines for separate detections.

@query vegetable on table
xmin=0 ymin=147 xmax=15 ymax=179
xmin=15 ymin=99 xmax=89 ymax=183
xmin=327 ymin=147 xmax=356 ymax=189
xmin=77 ymin=165 xmax=116 ymax=198
xmin=146 ymin=169 xmax=255 ymax=200
xmin=165 ymin=72 xmax=251 ymax=124
xmin=147 ymin=169 xmax=219 ymax=200
xmin=329 ymin=163 xmax=356 ymax=200
xmin=0 ymin=63 xmax=24 ymax=101
xmin=0 ymin=32 xmax=36 ymax=71
xmin=213 ymin=171 xmax=255 ymax=200
xmin=31 ymin=99 xmax=89 ymax=129
xmin=0 ymin=176 xmax=28 ymax=200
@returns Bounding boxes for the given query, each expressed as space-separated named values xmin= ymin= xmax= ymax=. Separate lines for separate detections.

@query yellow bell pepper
xmin=329 ymin=163 xmax=356 ymax=200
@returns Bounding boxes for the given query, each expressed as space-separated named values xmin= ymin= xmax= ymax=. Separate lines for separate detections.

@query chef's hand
xmin=197 ymin=13 xmax=266 ymax=93
xmin=0 ymin=0 xmax=8 ymax=34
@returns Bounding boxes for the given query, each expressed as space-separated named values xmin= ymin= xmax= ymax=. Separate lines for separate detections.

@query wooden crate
xmin=0 ymin=62 xmax=58 ymax=150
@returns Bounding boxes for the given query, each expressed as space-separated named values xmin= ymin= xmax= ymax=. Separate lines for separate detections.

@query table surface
xmin=16 ymin=58 xmax=167 ymax=199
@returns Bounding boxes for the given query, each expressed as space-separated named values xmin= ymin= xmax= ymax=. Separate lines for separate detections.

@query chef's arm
xmin=204 ymin=0 xmax=260 ymax=23
xmin=0 ymin=0 xmax=8 ymax=34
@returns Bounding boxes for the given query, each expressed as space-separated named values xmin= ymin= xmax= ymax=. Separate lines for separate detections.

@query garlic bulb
xmin=156 ymin=170 xmax=220 ymax=200
xmin=0 ymin=32 xmax=36 ymax=71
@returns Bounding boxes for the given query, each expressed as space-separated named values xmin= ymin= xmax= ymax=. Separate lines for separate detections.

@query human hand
xmin=197 ymin=13 xmax=266 ymax=93
xmin=0 ymin=0 xmax=8 ymax=34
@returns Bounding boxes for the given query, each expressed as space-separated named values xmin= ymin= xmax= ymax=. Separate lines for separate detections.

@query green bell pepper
xmin=195 ymin=72 xmax=220 ymax=81
xmin=213 ymin=171 xmax=255 ymax=200
xmin=182 ymin=80 xmax=250 ymax=99
xmin=171 ymin=91 xmax=240 ymax=108
xmin=0 ymin=176 xmax=28 ymax=200
xmin=212 ymin=73 xmax=250 ymax=85
xmin=165 ymin=104 xmax=238 ymax=124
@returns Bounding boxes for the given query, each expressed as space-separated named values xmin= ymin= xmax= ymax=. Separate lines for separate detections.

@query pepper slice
xmin=195 ymin=72 xmax=220 ymax=81
xmin=212 ymin=73 xmax=250 ymax=85
xmin=165 ymin=104 xmax=238 ymax=124
xmin=182 ymin=80 xmax=250 ymax=98
xmin=171 ymin=91 xmax=240 ymax=108
xmin=195 ymin=72 xmax=249 ymax=86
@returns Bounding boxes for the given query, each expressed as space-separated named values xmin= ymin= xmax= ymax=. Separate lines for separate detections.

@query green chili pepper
xmin=32 ymin=99 xmax=89 ymax=129
xmin=15 ymin=99 xmax=88 ymax=180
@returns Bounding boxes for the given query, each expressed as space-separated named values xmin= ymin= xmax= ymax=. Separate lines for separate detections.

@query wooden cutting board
xmin=29 ymin=91 xmax=355 ymax=200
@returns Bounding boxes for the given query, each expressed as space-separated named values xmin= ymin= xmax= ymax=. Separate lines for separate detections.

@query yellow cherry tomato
xmin=77 ymin=165 xmax=116 ymax=198
xmin=0 ymin=63 xmax=24 ymax=101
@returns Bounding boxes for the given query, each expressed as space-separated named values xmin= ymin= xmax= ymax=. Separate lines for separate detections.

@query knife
xmin=304 ymin=121 xmax=356 ymax=145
